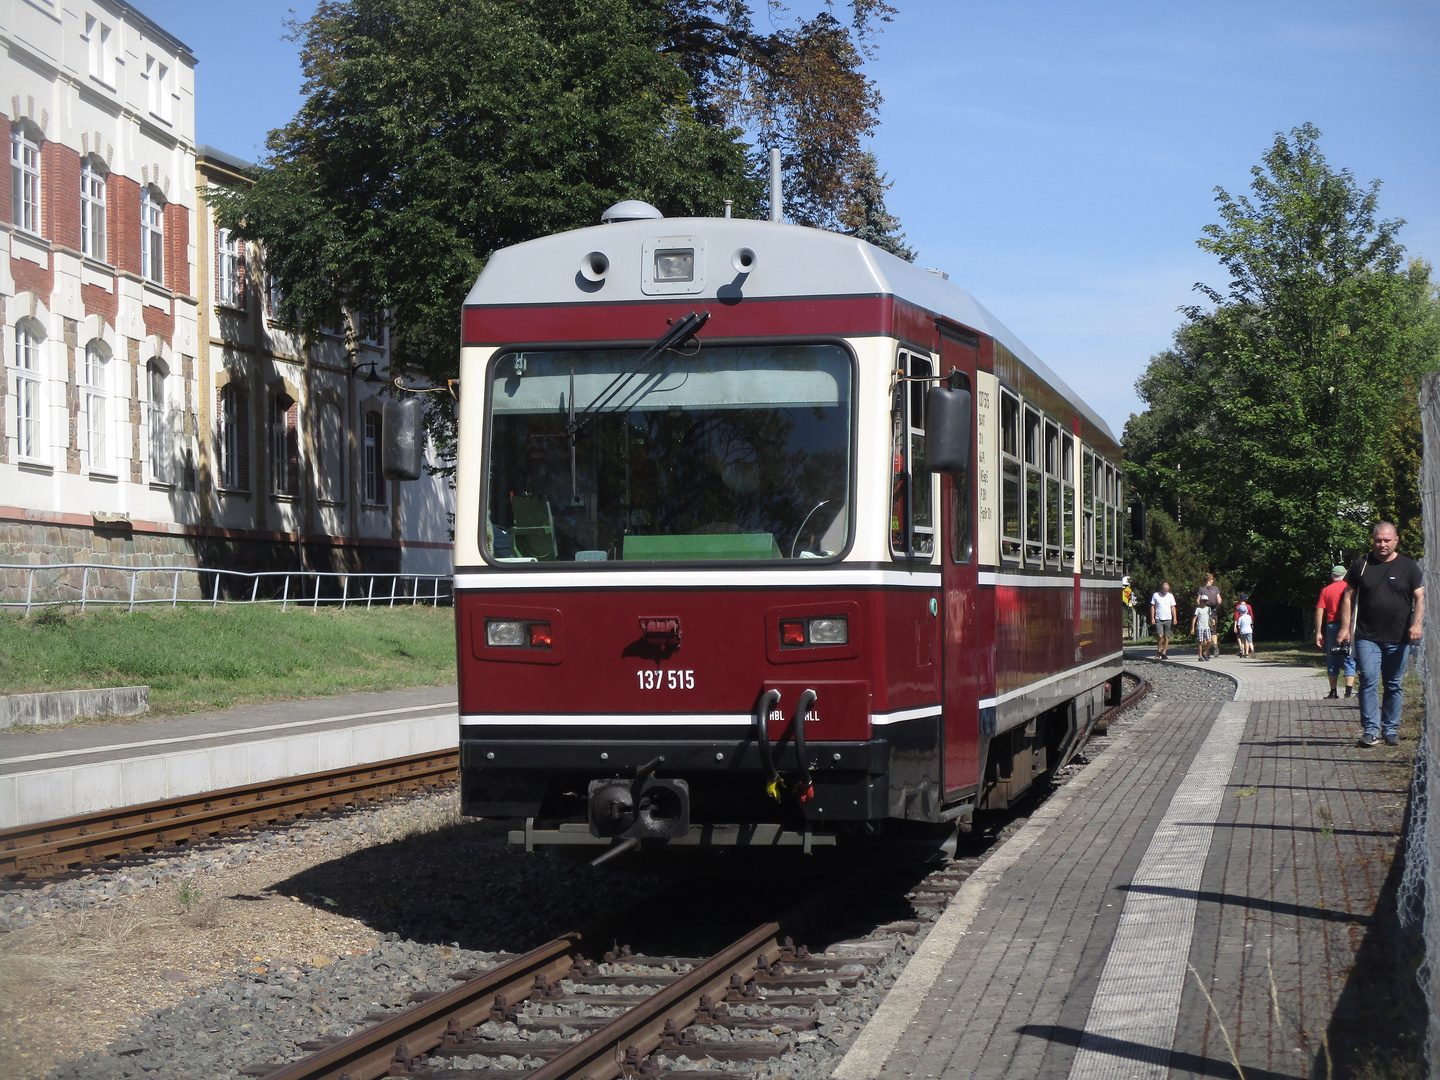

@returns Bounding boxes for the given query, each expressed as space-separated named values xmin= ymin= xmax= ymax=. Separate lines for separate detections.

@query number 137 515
xmin=638 ymin=669 xmax=695 ymax=690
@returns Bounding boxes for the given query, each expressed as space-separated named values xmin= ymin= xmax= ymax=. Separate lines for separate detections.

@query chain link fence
xmin=0 ymin=563 xmax=452 ymax=614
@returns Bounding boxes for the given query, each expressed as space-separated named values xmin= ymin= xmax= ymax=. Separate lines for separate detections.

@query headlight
xmin=808 ymin=617 xmax=849 ymax=645
xmin=486 ymin=620 xmax=526 ymax=646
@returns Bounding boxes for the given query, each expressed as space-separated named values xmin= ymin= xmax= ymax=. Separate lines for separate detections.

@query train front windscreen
xmin=483 ymin=342 xmax=852 ymax=564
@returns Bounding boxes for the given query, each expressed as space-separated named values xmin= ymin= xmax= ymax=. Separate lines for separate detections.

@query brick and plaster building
xmin=194 ymin=146 xmax=453 ymax=578
xmin=1 ymin=1 xmax=451 ymax=599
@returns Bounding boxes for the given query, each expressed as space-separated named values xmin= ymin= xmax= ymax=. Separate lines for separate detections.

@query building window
xmin=12 ymin=321 xmax=44 ymax=460
xmin=363 ymin=410 xmax=385 ymax=505
xmin=85 ymin=16 xmax=114 ymax=84
xmin=265 ymin=270 xmax=284 ymax=321
xmin=359 ymin=309 xmax=385 ymax=346
xmin=319 ymin=402 xmax=345 ymax=504
xmin=216 ymin=226 xmax=243 ymax=308
xmin=81 ymin=158 xmax=106 ymax=262
xmin=142 ymin=188 xmax=164 ymax=284
xmin=11 ymin=128 xmax=41 ymax=236
xmin=218 ymin=383 xmax=249 ymax=490
xmin=83 ymin=342 xmax=109 ymax=472
xmin=147 ymin=361 xmax=170 ymax=483
xmin=145 ymin=56 xmax=172 ymax=123
xmin=269 ymin=393 xmax=298 ymax=497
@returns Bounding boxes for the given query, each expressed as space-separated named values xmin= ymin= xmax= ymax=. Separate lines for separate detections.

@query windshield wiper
xmin=565 ymin=311 xmax=709 ymax=505
xmin=566 ymin=310 xmax=710 ymax=438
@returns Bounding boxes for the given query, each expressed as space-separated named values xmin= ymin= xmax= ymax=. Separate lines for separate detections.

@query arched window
xmin=319 ymin=401 xmax=345 ymax=504
xmin=363 ymin=410 xmax=385 ymax=505
xmin=141 ymin=187 xmax=164 ymax=284
xmin=83 ymin=341 xmax=110 ymax=472
xmin=12 ymin=320 xmax=45 ymax=460
xmin=147 ymin=360 xmax=169 ymax=483
xmin=10 ymin=127 xmax=41 ymax=235
xmin=218 ymin=382 xmax=249 ymax=490
xmin=81 ymin=157 xmax=107 ymax=262
xmin=269 ymin=392 xmax=298 ymax=496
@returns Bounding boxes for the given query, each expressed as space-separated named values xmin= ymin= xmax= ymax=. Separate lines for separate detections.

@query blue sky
xmin=143 ymin=0 xmax=1440 ymax=436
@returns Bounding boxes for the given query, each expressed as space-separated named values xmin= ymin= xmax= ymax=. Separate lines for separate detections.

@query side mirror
xmin=382 ymin=396 xmax=424 ymax=481
xmin=925 ymin=386 xmax=972 ymax=474
xmin=1129 ymin=500 xmax=1147 ymax=543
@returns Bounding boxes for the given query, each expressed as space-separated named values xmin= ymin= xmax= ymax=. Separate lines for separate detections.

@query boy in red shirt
xmin=1314 ymin=565 xmax=1355 ymax=698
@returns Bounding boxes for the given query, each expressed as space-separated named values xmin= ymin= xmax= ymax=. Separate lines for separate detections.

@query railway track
xmin=1 ymin=671 xmax=1151 ymax=883
xmin=0 ymin=749 xmax=458 ymax=879
xmin=249 ymin=921 xmax=870 ymax=1080
xmin=242 ymin=676 xmax=1155 ymax=1080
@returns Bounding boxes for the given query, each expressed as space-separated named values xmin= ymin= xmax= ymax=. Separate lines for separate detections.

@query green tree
xmin=1127 ymin=508 xmax=1219 ymax=628
xmin=215 ymin=0 xmax=901 ymax=420
xmin=839 ymin=150 xmax=914 ymax=260
xmin=214 ymin=0 xmax=760 ymax=385
xmin=1124 ymin=124 xmax=1439 ymax=612
xmin=664 ymin=1 xmax=894 ymax=228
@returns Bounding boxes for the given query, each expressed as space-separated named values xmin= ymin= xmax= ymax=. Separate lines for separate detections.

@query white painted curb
xmin=0 ymin=711 xmax=458 ymax=829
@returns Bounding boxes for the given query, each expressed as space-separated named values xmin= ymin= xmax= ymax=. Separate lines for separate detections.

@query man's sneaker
xmin=1385 ymin=733 xmax=1400 ymax=746
xmin=1326 ymin=689 xmax=1338 ymax=699
xmin=1358 ymin=732 xmax=1379 ymax=748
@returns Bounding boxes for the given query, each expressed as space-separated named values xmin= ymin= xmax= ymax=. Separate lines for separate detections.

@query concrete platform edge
xmin=0 ymin=710 xmax=459 ymax=828
xmin=831 ymin=697 xmax=1169 ymax=1080
xmin=0 ymin=686 xmax=150 ymax=728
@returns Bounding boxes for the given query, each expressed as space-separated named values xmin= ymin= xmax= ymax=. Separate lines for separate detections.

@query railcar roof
xmin=465 ymin=217 xmax=1116 ymax=444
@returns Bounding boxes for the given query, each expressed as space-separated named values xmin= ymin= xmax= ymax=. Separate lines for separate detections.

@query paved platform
xmin=835 ymin=656 xmax=1414 ymax=1079
xmin=0 ymin=685 xmax=458 ymax=828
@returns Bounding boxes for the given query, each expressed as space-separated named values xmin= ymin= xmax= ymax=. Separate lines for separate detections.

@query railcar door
xmin=939 ymin=328 xmax=981 ymax=799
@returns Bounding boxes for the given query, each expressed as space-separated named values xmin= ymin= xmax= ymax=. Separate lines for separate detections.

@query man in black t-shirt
xmin=1337 ymin=522 xmax=1425 ymax=747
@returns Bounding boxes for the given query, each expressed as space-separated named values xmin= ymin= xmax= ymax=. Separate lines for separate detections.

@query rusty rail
xmin=257 ymin=923 xmax=800 ymax=1080
xmin=260 ymin=934 xmax=581 ymax=1080
xmin=528 ymin=922 xmax=782 ymax=1080
xmin=0 ymin=749 xmax=458 ymax=879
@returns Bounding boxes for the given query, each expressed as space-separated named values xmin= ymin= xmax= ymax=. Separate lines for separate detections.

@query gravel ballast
xmin=0 ymin=657 xmax=1235 ymax=1080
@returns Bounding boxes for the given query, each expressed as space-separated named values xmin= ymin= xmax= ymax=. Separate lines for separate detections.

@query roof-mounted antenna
xmin=769 ymin=147 xmax=782 ymax=223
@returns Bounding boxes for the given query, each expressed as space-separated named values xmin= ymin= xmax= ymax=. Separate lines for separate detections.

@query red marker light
xmin=528 ymin=622 xmax=553 ymax=649
xmin=780 ymin=621 xmax=806 ymax=647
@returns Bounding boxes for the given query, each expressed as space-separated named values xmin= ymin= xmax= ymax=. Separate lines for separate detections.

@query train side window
xmin=1023 ymin=406 xmax=1042 ymax=564
xmin=1116 ymin=470 xmax=1125 ymax=564
xmin=1044 ymin=420 xmax=1061 ymax=565
xmin=890 ymin=351 xmax=935 ymax=560
xmin=1081 ymin=446 xmax=1094 ymax=571
xmin=999 ymin=391 xmax=1021 ymax=561
xmin=1104 ymin=462 xmax=1116 ymax=565
xmin=1093 ymin=457 xmax=1106 ymax=572
xmin=949 ymin=370 xmax=974 ymax=565
xmin=1062 ymin=433 xmax=1075 ymax=566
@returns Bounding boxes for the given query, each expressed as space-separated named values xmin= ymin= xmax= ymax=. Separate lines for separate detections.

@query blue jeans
xmin=1323 ymin=623 xmax=1357 ymax=679
xmin=1354 ymin=638 xmax=1410 ymax=738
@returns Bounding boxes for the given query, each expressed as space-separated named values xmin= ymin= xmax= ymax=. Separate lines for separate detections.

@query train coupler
xmin=586 ymin=775 xmax=690 ymax=840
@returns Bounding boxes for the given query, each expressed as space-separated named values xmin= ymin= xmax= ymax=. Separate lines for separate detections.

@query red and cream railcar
xmin=451 ymin=203 xmax=1125 ymax=856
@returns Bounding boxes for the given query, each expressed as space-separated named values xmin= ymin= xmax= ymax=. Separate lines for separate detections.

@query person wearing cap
xmin=1233 ymin=594 xmax=1256 ymax=657
xmin=1315 ymin=564 xmax=1356 ymax=699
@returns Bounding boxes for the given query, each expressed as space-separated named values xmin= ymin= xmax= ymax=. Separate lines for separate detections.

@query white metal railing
xmin=0 ymin=563 xmax=452 ymax=615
